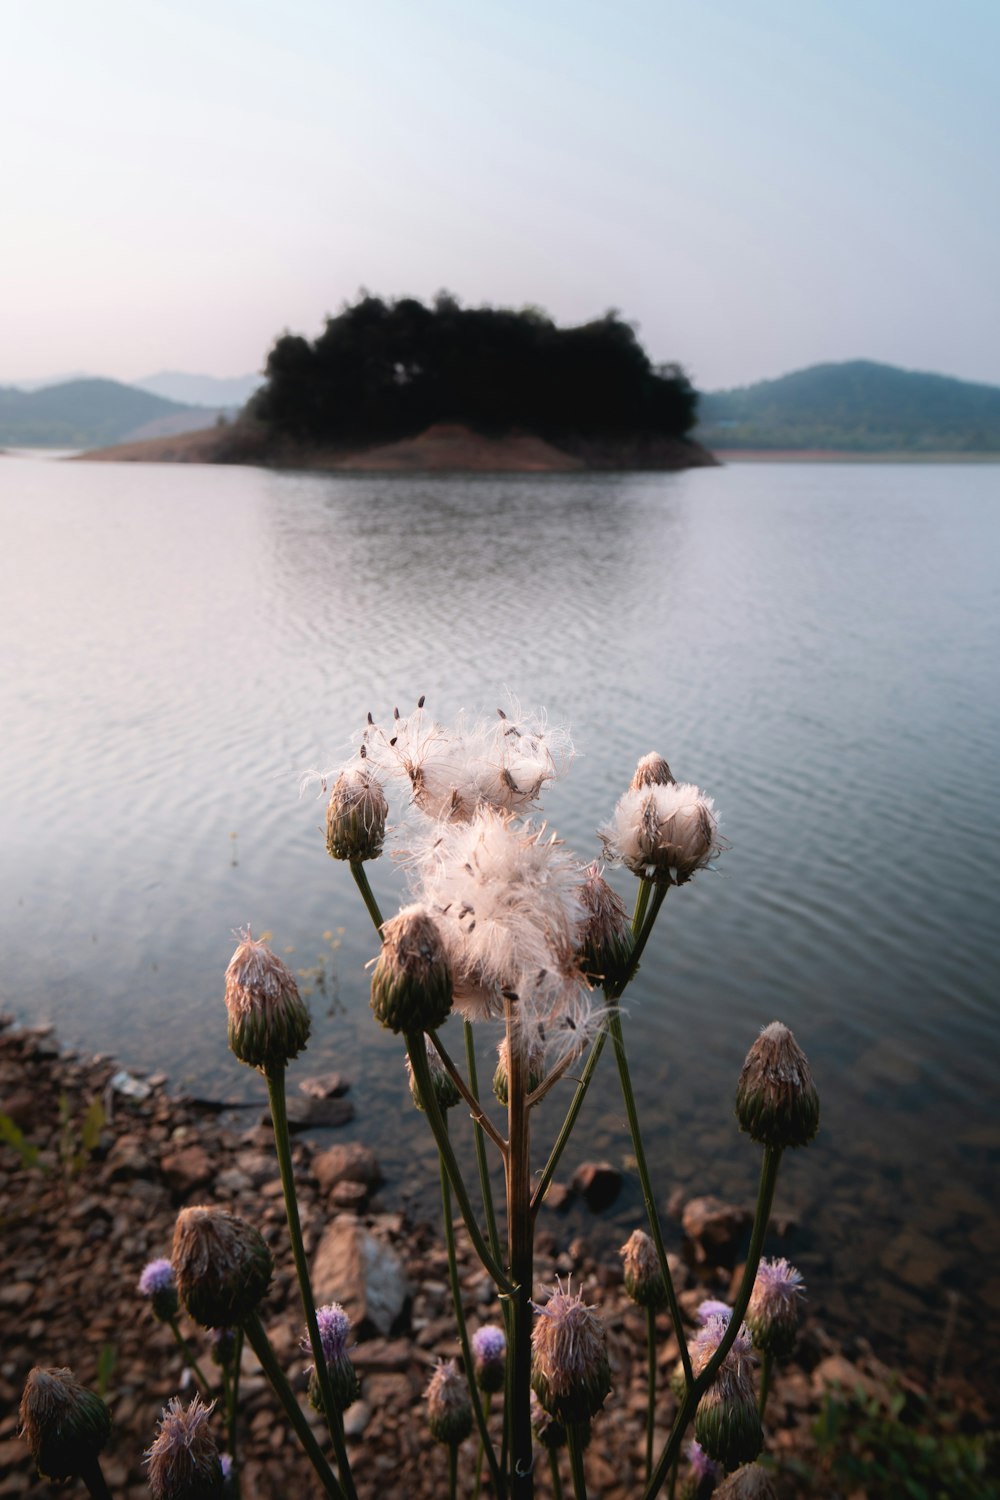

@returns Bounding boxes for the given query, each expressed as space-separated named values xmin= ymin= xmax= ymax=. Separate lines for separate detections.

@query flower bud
xmin=138 ymin=1258 xmax=179 ymax=1323
xmin=735 ymin=1022 xmax=819 ymax=1150
xmin=19 ymin=1367 xmax=111 ymax=1482
xmin=146 ymin=1396 xmax=223 ymax=1499
xmin=406 ymin=1037 xmax=461 ymax=1112
xmin=620 ymin=1229 xmax=667 ymax=1310
xmin=208 ymin=1328 xmax=236 ymax=1370
xmin=172 ymin=1206 xmax=272 ymax=1328
xmin=425 ymin=1359 xmax=473 ymax=1447
xmin=224 ymin=931 xmax=310 ymax=1071
xmin=531 ymin=1281 xmax=611 ymax=1424
xmin=630 ymin=753 xmax=676 ymax=789
xmin=370 ymin=905 xmax=453 ymax=1034
xmin=304 ymin=1304 xmax=361 ymax=1415
xmin=471 ymin=1324 xmax=507 ymax=1395
xmin=492 ymin=1034 xmax=546 ymax=1107
xmin=746 ymin=1258 xmax=804 ymax=1359
xmin=577 ymin=863 xmax=634 ymax=990
xmin=693 ymin=1319 xmax=762 ymax=1471
xmin=714 ymin=1463 xmax=778 ymax=1498
xmin=325 ymin=767 xmax=388 ymax=862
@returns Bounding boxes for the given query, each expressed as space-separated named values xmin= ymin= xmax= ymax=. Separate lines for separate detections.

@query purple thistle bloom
xmin=220 ymin=1453 xmax=233 ymax=1483
xmin=686 ymin=1438 xmax=722 ymax=1484
xmin=304 ymin=1304 xmax=351 ymax=1365
xmin=138 ymin=1259 xmax=175 ymax=1297
xmin=471 ymin=1324 xmax=507 ymax=1393
xmin=697 ymin=1299 xmax=732 ymax=1326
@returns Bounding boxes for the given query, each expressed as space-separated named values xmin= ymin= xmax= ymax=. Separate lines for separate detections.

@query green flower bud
xmin=19 ymin=1367 xmax=111 ymax=1482
xmin=406 ymin=1037 xmax=461 ymax=1112
xmin=577 ymin=863 xmax=634 ymax=991
xmin=325 ymin=767 xmax=388 ymax=862
xmin=425 ymin=1360 xmax=472 ymax=1447
xmin=224 ymin=931 xmax=310 ymax=1071
xmin=735 ymin=1022 xmax=819 ymax=1150
xmin=370 ymin=905 xmax=452 ymax=1034
xmin=492 ymin=1034 xmax=546 ymax=1106
xmin=172 ymin=1206 xmax=272 ymax=1328
xmin=620 ymin=1228 xmax=668 ymax=1310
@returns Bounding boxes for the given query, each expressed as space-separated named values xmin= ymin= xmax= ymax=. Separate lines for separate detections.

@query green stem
xmin=531 ymin=1027 xmax=608 ymax=1217
xmin=167 ymin=1315 xmax=213 ymax=1398
xmin=431 ymin=1026 xmax=508 ymax=1155
xmin=405 ymin=1031 xmax=513 ymax=1293
xmin=608 ymin=1004 xmax=691 ymax=1387
xmin=79 ymin=1458 xmax=113 ymax=1500
xmin=243 ymin=1310 xmax=345 ymax=1499
xmin=645 ymin=1304 xmax=657 ymax=1486
xmin=505 ymin=999 xmax=534 ymax=1500
xmin=464 ymin=1020 xmax=504 ymax=1269
xmin=606 ymin=881 xmax=668 ymax=1001
xmin=548 ymin=1447 xmax=564 ymax=1500
xmin=758 ymin=1348 xmax=773 ymax=1419
xmin=228 ymin=1326 xmax=243 ymax=1498
xmin=440 ymin=1124 xmax=506 ymax=1500
xmin=349 ymin=859 xmax=384 ymax=932
xmin=266 ymin=1064 xmax=359 ymax=1500
xmin=448 ymin=1442 xmax=458 ymax=1500
xmin=667 ymin=1454 xmax=679 ymax=1500
xmin=472 ymin=1391 xmax=492 ymax=1500
xmin=641 ymin=1146 xmax=783 ymax=1500
xmin=566 ymin=1424 xmax=588 ymax=1500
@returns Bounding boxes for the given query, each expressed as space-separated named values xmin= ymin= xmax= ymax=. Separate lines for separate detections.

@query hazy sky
xmin=3 ymin=0 xmax=997 ymax=390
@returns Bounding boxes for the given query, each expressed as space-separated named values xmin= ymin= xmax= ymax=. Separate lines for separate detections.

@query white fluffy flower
xmin=600 ymin=781 xmax=721 ymax=884
xmin=410 ymin=806 xmax=594 ymax=1064
xmin=360 ymin=699 xmax=572 ymax=822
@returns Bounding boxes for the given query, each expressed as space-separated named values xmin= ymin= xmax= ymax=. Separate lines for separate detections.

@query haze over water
xmin=1 ymin=454 xmax=998 ymax=1392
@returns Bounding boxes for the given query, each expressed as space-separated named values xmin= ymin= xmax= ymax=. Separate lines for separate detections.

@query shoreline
xmin=2 ymin=1015 xmax=989 ymax=1498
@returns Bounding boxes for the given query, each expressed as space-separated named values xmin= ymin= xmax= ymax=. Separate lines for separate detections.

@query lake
xmin=1 ymin=452 xmax=998 ymax=1395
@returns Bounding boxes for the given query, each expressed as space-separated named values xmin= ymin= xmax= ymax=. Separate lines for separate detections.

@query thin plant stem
xmin=78 ymin=1457 xmax=113 ymax=1500
xmin=243 ymin=1310 xmax=345 ymax=1499
xmin=472 ymin=1391 xmax=492 ymax=1500
xmin=265 ymin=1064 xmax=359 ymax=1500
xmin=667 ymin=1454 xmax=679 ymax=1500
xmin=758 ymin=1348 xmax=773 ymax=1419
xmin=505 ymin=998 xmax=534 ymax=1500
xmin=548 ymin=1447 xmax=564 ymax=1500
xmin=641 ymin=1146 xmax=783 ymax=1500
xmin=349 ymin=859 xmax=384 ymax=933
xmin=167 ymin=1316 xmax=212 ymax=1398
xmin=448 ymin=1442 xmax=458 ymax=1500
xmin=406 ymin=1031 xmax=514 ymax=1293
xmin=228 ymin=1326 xmax=244 ymax=1498
xmin=464 ymin=1019 xmax=504 ymax=1269
xmin=430 ymin=1027 xmax=509 ymax=1156
xmin=645 ymin=1305 xmax=657 ymax=1485
xmin=607 ymin=1004 xmax=691 ymax=1386
xmin=440 ymin=1122 xmax=506 ymax=1500
xmin=566 ymin=1425 xmax=588 ymax=1500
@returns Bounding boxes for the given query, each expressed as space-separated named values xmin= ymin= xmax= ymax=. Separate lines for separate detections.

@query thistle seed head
xmin=735 ymin=1022 xmax=819 ymax=1150
xmin=19 ymin=1367 xmax=111 ymax=1482
xmin=224 ymin=930 xmax=310 ymax=1071
xmin=171 ymin=1206 xmax=272 ymax=1328
xmin=531 ymin=1280 xmax=612 ymax=1424
xmin=620 ymin=1228 xmax=668 ymax=1310
xmin=145 ymin=1396 xmax=223 ymax=1499
xmin=577 ymin=863 xmax=634 ymax=990
xmin=746 ymin=1257 xmax=805 ymax=1358
xmin=325 ymin=767 xmax=388 ymax=862
xmin=406 ymin=1035 xmax=462 ymax=1112
xmin=424 ymin=1359 xmax=473 ymax=1447
xmin=370 ymin=904 xmax=453 ymax=1034
xmin=630 ymin=752 xmax=676 ymax=789
xmin=600 ymin=781 xmax=721 ymax=885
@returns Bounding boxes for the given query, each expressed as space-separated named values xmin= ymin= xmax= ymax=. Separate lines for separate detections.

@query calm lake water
xmin=2 ymin=452 xmax=998 ymax=1394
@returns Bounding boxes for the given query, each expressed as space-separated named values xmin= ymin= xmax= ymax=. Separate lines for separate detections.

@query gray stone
xmin=314 ymin=1142 xmax=383 ymax=1195
xmin=311 ymin=1219 xmax=411 ymax=1338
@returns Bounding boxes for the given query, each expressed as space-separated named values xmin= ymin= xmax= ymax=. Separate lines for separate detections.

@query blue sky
xmin=2 ymin=0 xmax=997 ymax=389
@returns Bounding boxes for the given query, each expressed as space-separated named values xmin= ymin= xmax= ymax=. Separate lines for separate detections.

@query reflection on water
xmin=1 ymin=454 xmax=998 ymax=1393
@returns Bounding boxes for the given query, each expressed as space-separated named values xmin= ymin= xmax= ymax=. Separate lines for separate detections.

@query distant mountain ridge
xmin=0 ymin=378 xmax=224 ymax=448
xmin=135 ymin=371 xmax=263 ymax=407
xmin=697 ymin=360 xmax=1000 ymax=451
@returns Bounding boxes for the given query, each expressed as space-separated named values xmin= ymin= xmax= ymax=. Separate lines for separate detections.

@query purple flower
xmin=220 ymin=1453 xmax=233 ymax=1483
xmin=306 ymin=1304 xmax=351 ymax=1365
xmin=145 ymin=1396 xmax=222 ymax=1499
xmin=138 ymin=1259 xmax=175 ymax=1297
xmin=686 ymin=1438 xmax=722 ymax=1485
xmin=471 ymin=1325 xmax=506 ymax=1393
xmin=747 ymin=1257 xmax=805 ymax=1357
xmin=697 ymin=1299 xmax=732 ymax=1326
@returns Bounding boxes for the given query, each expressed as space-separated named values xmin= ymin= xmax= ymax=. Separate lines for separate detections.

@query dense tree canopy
xmin=249 ymin=294 xmax=697 ymax=445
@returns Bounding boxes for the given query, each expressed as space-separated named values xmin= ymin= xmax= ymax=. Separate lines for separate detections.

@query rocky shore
xmin=0 ymin=1017 xmax=982 ymax=1499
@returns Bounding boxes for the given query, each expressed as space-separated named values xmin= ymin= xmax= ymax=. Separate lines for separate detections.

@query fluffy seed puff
xmin=224 ymin=930 xmax=310 ymax=1071
xmin=692 ymin=1317 xmax=762 ymax=1470
xmin=735 ymin=1022 xmax=819 ymax=1150
xmin=531 ymin=1280 xmax=612 ymax=1424
xmin=360 ymin=700 xmax=573 ymax=823
xmin=601 ymin=776 xmax=721 ymax=886
xmin=412 ymin=807 xmax=594 ymax=1067
xmin=424 ymin=1359 xmax=473 ymax=1447
xmin=19 ymin=1367 xmax=111 ymax=1483
xmin=145 ymin=1396 xmax=223 ymax=1499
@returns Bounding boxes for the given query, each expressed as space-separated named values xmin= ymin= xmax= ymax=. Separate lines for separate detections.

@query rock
xmin=313 ymin=1142 xmax=384 ymax=1196
xmin=571 ymin=1161 xmax=623 ymax=1212
xmin=681 ymin=1195 xmax=751 ymax=1267
xmin=105 ymin=1131 xmax=157 ymax=1181
xmin=299 ymin=1072 xmax=351 ymax=1099
xmin=261 ymin=1096 xmax=355 ymax=1132
xmin=331 ymin=1180 xmax=371 ymax=1211
xmin=160 ymin=1144 xmax=214 ymax=1197
xmin=311 ymin=1219 xmax=412 ymax=1338
xmin=541 ymin=1181 xmax=574 ymax=1212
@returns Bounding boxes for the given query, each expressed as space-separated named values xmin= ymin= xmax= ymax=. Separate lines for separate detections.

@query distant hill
xmin=0 ymin=378 xmax=223 ymax=448
xmin=135 ymin=371 xmax=263 ymax=408
xmin=697 ymin=361 xmax=1000 ymax=451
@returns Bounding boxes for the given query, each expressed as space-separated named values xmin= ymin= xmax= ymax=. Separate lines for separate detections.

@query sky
xmin=2 ymin=0 xmax=998 ymax=392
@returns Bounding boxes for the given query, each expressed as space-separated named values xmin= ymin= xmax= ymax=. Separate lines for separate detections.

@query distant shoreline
xmin=713 ymin=447 xmax=1000 ymax=464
